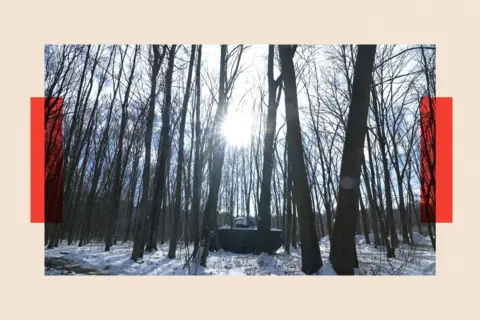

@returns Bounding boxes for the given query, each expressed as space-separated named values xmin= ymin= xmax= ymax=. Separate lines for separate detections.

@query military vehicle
xmin=211 ymin=216 xmax=284 ymax=254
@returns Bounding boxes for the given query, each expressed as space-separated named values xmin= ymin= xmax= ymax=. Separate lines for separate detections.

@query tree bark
xmin=329 ymin=45 xmax=376 ymax=275
xmin=278 ymin=45 xmax=322 ymax=274
xmin=168 ymin=45 xmax=196 ymax=258
xmin=198 ymin=45 xmax=228 ymax=267
xmin=257 ymin=45 xmax=282 ymax=254
xmin=131 ymin=45 xmax=165 ymax=260
xmin=105 ymin=45 xmax=139 ymax=252
xmin=191 ymin=45 xmax=203 ymax=257
xmin=145 ymin=45 xmax=176 ymax=252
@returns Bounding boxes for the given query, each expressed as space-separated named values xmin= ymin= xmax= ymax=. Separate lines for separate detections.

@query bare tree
xmin=145 ymin=45 xmax=177 ymax=252
xmin=329 ymin=45 xmax=377 ymax=275
xmin=190 ymin=45 xmax=203 ymax=257
xmin=257 ymin=45 xmax=283 ymax=253
xmin=105 ymin=45 xmax=139 ymax=251
xmin=279 ymin=45 xmax=322 ymax=275
xmin=131 ymin=45 xmax=165 ymax=260
xmin=168 ymin=45 xmax=196 ymax=258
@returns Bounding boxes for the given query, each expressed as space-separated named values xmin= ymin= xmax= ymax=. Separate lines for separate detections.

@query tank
xmin=210 ymin=216 xmax=284 ymax=254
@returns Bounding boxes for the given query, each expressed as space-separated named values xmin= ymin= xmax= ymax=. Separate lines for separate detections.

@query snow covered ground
xmin=44 ymin=233 xmax=435 ymax=276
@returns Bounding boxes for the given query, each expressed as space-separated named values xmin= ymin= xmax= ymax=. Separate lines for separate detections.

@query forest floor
xmin=45 ymin=256 xmax=112 ymax=275
xmin=44 ymin=233 xmax=435 ymax=276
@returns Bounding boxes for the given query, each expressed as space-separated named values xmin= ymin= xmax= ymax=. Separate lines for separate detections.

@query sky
xmin=194 ymin=45 xmax=422 ymax=216
xmin=47 ymin=44 xmax=424 ymax=217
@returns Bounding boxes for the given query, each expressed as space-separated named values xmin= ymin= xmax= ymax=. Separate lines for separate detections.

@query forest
xmin=43 ymin=44 xmax=436 ymax=276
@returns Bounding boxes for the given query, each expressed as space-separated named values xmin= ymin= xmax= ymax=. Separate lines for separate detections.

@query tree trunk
xmin=371 ymin=86 xmax=397 ymax=249
xmin=366 ymin=131 xmax=395 ymax=257
xmin=191 ymin=45 xmax=203 ymax=257
xmin=257 ymin=45 xmax=282 ymax=254
xmin=361 ymin=163 xmax=380 ymax=246
xmin=278 ymin=45 xmax=322 ymax=274
xmin=131 ymin=45 xmax=164 ymax=260
xmin=105 ymin=45 xmax=139 ymax=252
xmin=79 ymin=46 xmax=125 ymax=247
xmin=198 ymin=45 xmax=228 ymax=267
xmin=123 ymin=142 xmax=141 ymax=244
xmin=359 ymin=189 xmax=371 ymax=244
xmin=146 ymin=45 xmax=176 ymax=252
xmin=329 ymin=45 xmax=376 ymax=275
xmin=168 ymin=45 xmax=196 ymax=258
xmin=284 ymin=145 xmax=293 ymax=253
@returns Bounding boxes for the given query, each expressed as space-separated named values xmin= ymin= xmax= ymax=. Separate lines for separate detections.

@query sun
xmin=221 ymin=110 xmax=253 ymax=147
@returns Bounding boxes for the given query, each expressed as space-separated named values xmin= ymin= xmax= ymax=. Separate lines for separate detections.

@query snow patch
xmin=317 ymin=263 xmax=337 ymax=275
xmin=355 ymin=235 xmax=366 ymax=245
xmin=320 ymin=236 xmax=330 ymax=245
xmin=257 ymin=253 xmax=277 ymax=268
xmin=423 ymin=262 xmax=436 ymax=275
xmin=412 ymin=232 xmax=424 ymax=245
xmin=44 ymin=237 xmax=436 ymax=276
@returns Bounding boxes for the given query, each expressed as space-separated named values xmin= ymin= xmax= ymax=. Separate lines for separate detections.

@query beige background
xmin=0 ymin=0 xmax=478 ymax=318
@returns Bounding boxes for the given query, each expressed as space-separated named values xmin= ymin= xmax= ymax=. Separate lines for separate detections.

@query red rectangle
xmin=436 ymin=97 xmax=452 ymax=223
xmin=31 ymin=97 xmax=63 ymax=223
xmin=420 ymin=97 xmax=452 ymax=223
xmin=45 ymin=97 xmax=63 ymax=223
xmin=31 ymin=98 xmax=45 ymax=223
